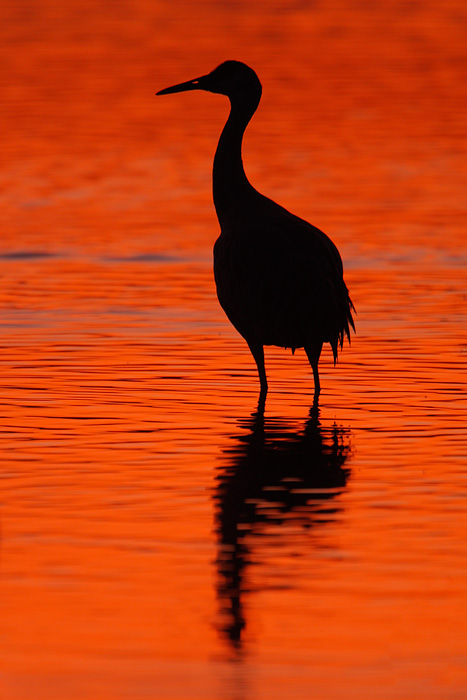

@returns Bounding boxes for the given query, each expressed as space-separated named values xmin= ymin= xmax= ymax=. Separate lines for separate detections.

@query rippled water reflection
xmin=2 ymin=0 xmax=467 ymax=698
xmin=215 ymin=411 xmax=352 ymax=648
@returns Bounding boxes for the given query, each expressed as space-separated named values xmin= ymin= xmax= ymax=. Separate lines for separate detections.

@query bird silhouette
xmin=157 ymin=61 xmax=354 ymax=403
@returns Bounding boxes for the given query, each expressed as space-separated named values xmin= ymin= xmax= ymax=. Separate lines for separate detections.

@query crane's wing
xmin=214 ymin=202 xmax=354 ymax=359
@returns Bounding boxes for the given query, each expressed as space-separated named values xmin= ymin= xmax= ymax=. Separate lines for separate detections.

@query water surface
xmin=2 ymin=1 xmax=467 ymax=698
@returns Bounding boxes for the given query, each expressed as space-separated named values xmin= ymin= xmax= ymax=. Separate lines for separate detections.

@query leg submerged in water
xmin=305 ymin=342 xmax=323 ymax=401
xmin=247 ymin=340 xmax=268 ymax=398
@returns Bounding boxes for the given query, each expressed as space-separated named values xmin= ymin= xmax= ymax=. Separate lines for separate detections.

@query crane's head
xmin=156 ymin=61 xmax=262 ymax=108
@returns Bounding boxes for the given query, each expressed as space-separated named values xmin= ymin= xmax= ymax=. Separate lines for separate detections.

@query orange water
xmin=2 ymin=1 xmax=467 ymax=698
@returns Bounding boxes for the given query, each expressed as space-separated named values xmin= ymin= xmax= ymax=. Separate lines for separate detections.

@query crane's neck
xmin=213 ymin=96 xmax=259 ymax=228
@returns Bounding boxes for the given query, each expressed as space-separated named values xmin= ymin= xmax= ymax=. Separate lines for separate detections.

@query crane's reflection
xmin=213 ymin=405 xmax=352 ymax=651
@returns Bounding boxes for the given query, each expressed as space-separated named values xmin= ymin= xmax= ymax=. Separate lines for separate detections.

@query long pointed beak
xmin=156 ymin=75 xmax=206 ymax=96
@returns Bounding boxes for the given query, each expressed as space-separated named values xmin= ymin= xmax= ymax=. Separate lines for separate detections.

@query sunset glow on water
xmin=2 ymin=1 xmax=467 ymax=698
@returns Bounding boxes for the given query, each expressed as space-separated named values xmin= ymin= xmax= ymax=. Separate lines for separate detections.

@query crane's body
xmin=157 ymin=61 xmax=354 ymax=402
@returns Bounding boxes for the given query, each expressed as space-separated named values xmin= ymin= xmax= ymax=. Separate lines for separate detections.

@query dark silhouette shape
xmin=213 ymin=405 xmax=352 ymax=649
xmin=157 ymin=61 xmax=355 ymax=403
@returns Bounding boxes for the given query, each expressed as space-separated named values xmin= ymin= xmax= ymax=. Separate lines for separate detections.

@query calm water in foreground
xmin=2 ymin=1 xmax=467 ymax=698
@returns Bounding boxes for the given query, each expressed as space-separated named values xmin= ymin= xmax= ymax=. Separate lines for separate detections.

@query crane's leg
xmin=305 ymin=342 xmax=323 ymax=401
xmin=247 ymin=340 xmax=268 ymax=399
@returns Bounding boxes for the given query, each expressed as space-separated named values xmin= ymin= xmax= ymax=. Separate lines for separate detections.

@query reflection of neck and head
xmin=213 ymin=405 xmax=352 ymax=651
